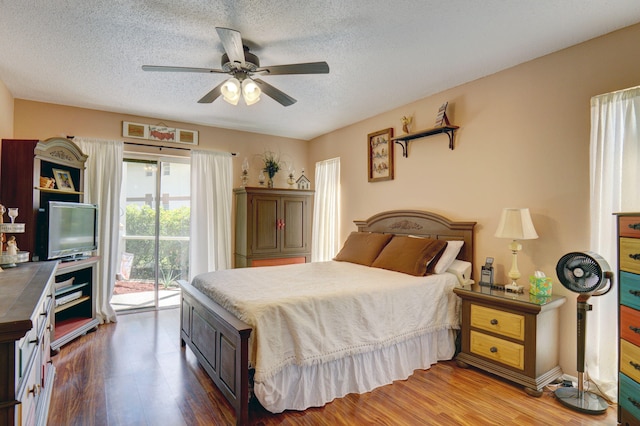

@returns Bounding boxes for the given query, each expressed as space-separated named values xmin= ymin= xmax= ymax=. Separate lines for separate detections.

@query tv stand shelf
xmin=51 ymin=256 xmax=99 ymax=351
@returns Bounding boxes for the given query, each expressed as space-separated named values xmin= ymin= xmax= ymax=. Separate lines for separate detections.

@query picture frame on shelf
xmin=52 ymin=168 xmax=75 ymax=191
xmin=367 ymin=128 xmax=394 ymax=182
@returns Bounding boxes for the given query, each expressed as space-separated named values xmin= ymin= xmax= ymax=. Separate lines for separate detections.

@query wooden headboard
xmin=353 ymin=210 xmax=476 ymax=264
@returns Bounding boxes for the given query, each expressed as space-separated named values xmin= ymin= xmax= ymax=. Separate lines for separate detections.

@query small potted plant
xmin=262 ymin=151 xmax=281 ymax=188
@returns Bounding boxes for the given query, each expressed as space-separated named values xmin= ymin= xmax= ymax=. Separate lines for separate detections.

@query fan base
xmin=554 ymin=387 xmax=608 ymax=415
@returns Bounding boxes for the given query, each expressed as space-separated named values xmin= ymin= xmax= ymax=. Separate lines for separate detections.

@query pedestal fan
xmin=554 ymin=251 xmax=613 ymax=414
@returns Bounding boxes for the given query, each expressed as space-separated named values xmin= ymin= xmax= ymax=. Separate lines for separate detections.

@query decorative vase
xmin=267 ymin=175 xmax=274 ymax=188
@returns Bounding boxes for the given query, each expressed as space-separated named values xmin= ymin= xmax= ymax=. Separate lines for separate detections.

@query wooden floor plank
xmin=48 ymin=308 xmax=618 ymax=425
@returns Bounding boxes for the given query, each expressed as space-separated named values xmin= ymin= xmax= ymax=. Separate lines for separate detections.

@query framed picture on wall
xmin=122 ymin=121 xmax=148 ymax=139
xmin=177 ymin=129 xmax=199 ymax=145
xmin=367 ymin=128 xmax=394 ymax=182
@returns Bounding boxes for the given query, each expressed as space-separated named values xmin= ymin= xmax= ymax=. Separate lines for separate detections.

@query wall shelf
xmin=392 ymin=125 xmax=459 ymax=157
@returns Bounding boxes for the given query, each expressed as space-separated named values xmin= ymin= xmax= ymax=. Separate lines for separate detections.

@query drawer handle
xmin=490 ymin=346 xmax=498 ymax=353
xmin=40 ymin=311 xmax=47 ymax=316
xmin=628 ymin=222 xmax=640 ymax=230
xmin=490 ymin=319 xmax=498 ymax=325
xmin=631 ymin=325 xmax=640 ymax=334
xmin=631 ymin=360 xmax=640 ymax=371
xmin=630 ymin=397 xmax=640 ymax=409
xmin=629 ymin=253 xmax=640 ymax=261
xmin=27 ymin=384 xmax=40 ymax=396
xmin=630 ymin=289 xmax=640 ymax=298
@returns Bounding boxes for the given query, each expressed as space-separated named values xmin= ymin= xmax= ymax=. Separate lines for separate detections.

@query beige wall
xmin=0 ymin=79 xmax=14 ymax=139
xmin=13 ymin=100 xmax=309 ymax=189
xmin=309 ymin=23 xmax=640 ymax=375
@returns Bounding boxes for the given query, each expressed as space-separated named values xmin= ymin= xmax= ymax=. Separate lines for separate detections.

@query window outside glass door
xmin=113 ymin=157 xmax=190 ymax=311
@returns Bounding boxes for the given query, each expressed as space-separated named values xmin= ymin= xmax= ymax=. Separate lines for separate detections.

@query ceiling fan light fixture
xmin=221 ymin=77 xmax=241 ymax=104
xmin=242 ymin=79 xmax=261 ymax=105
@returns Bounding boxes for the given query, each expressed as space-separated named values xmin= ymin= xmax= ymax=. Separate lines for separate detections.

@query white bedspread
xmin=191 ymin=261 xmax=460 ymax=383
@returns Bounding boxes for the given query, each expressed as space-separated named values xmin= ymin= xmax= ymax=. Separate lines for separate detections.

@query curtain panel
xmin=589 ymin=85 xmax=640 ymax=401
xmin=74 ymin=137 xmax=123 ymax=324
xmin=189 ymin=150 xmax=233 ymax=278
xmin=312 ymin=157 xmax=340 ymax=262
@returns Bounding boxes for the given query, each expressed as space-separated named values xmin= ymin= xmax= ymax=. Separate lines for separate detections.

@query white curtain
xmin=312 ymin=157 xmax=340 ymax=262
xmin=589 ymin=86 xmax=640 ymax=401
xmin=74 ymin=137 xmax=123 ymax=324
xmin=189 ymin=150 xmax=233 ymax=278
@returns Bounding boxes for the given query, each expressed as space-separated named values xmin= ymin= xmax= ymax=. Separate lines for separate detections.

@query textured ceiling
xmin=1 ymin=1 xmax=640 ymax=140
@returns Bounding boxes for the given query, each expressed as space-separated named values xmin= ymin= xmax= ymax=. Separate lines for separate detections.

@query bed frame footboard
xmin=178 ymin=280 xmax=252 ymax=426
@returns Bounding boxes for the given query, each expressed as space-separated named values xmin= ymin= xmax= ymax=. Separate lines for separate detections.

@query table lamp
xmin=494 ymin=208 xmax=538 ymax=293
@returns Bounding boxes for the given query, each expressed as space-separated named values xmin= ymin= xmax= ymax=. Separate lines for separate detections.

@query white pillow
xmin=446 ymin=259 xmax=473 ymax=286
xmin=434 ymin=240 xmax=464 ymax=274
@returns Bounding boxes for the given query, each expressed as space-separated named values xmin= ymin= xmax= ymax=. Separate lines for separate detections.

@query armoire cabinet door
xmin=281 ymin=196 xmax=308 ymax=253
xmin=252 ymin=196 xmax=279 ymax=253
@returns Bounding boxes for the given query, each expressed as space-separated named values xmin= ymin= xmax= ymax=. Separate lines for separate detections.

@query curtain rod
xmin=67 ymin=137 xmax=237 ymax=156
xmin=122 ymin=141 xmax=237 ymax=156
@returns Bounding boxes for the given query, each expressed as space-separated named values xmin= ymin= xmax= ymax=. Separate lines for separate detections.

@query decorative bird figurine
xmin=401 ymin=116 xmax=413 ymax=134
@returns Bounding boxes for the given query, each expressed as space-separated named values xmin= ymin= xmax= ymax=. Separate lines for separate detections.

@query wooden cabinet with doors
xmin=234 ymin=187 xmax=314 ymax=267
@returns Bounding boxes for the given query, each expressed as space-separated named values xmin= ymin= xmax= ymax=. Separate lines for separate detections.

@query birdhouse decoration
xmin=296 ymin=171 xmax=311 ymax=190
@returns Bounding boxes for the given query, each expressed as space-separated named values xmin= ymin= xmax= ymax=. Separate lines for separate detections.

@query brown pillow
xmin=334 ymin=232 xmax=393 ymax=266
xmin=371 ymin=236 xmax=447 ymax=276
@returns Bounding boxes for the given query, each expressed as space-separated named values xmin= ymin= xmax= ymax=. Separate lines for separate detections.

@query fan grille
xmin=556 ymin=251 xmax=610 ymax=294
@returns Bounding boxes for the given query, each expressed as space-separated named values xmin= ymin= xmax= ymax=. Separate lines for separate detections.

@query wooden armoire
xmin=234 ymin=187 xmax=314 ymax=267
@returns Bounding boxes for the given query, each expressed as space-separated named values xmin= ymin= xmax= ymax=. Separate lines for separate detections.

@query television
xmin=37 ymin=201 xmax=98 ymax=261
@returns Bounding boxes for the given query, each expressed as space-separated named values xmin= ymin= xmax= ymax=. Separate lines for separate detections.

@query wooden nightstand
xmin=453 ymin=285 xmax=566 ymax=396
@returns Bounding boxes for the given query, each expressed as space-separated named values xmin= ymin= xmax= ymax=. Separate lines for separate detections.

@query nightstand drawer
xmin=620 ymin=237 xmax=640 ymax=275
xmin=470 ymin=304 xmax=525 ymax=340
xmin=620 ymin=339 xmax=640 ymax=383
xmin=470 ymin=330 xmax=525 ymax=370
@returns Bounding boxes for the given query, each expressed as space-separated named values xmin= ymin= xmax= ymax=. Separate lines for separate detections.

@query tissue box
xmin=529 ymin=276 xmax=553 ymax=296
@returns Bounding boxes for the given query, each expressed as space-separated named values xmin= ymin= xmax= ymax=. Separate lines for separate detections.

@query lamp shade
xmin=242 ymin=79 xmax=261 ymax=105
xmin=494 ymin=208 xmax=538 ymax=240
xmin=221 ymin=77 xmax=241 ymax=105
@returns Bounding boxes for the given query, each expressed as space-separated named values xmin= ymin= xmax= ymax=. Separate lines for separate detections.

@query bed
xmin=179 ymin=210 xmax=475 ymax=425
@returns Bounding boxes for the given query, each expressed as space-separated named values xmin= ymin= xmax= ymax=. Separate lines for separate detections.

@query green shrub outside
xmin=124 ymin=204 xmax=190 ymax=287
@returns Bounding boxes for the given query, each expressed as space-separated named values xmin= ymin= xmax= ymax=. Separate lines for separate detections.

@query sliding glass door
xmin=113 ymin=157 xmax=190 ymax=312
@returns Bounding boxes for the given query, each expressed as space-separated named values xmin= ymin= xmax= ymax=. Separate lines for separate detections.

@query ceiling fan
xmin=142 ymin=27 xmax=329 ymax=107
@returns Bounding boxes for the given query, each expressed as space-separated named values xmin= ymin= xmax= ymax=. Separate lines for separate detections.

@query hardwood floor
xmin=48 ymin=308 xmax=618 ymax=425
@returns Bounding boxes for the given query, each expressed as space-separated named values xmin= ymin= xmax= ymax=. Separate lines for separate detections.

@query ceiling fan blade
xmin=142 ymin=65 xmax=225 ymax=74
xmin=256 ymin=61 xmax=330 ymax=75
xmin=253 ymin=79 xmax=297 ymax=107
xmin=197 ymin=81 xmax=226 ymax=103
xmin=216 ymin=27 xmax=245 ymax=69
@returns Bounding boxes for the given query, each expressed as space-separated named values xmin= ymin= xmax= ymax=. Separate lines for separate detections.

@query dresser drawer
xmin=36 ymin=293 xmax=53 ymax=337
xmin=621 ymin=238 xmax=640 ymax=275
xmin=470 ymin=330 xmax=525 ymax=370
xmin=17 ymin=353 xmax=39 ymax=426
xmin=620 ymin=373 xmax=640 ymax=423
xmin=621 ymin=305 xmax=640 ymax=347
xmin=621 ymin=271 xmax=640 ymax=311
xmin=470 ymin=304 xmax=525 ymax=340
xmin=621 ymin=339 xmax=640 ymax=384
xmin=16 ymin=327 xmax=38 ymax=381
xmin=620 ymin=216 xmax=640 ymax=239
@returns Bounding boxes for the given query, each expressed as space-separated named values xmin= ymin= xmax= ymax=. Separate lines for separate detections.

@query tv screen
xmin=47 ymin=201 xmax=98 ymax=260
